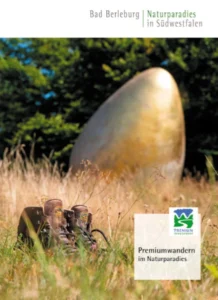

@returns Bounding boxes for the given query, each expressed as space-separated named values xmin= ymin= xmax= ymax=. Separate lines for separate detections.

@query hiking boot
xmin=69 ymin=205 xmax=97 ymax=251
xmin=16 ymin=202 xmax=111 ymax=255
xmin=41 ymin=199 xmax=77 ymax=253
xmin=16 ymin=206 xmax=44 ymax=248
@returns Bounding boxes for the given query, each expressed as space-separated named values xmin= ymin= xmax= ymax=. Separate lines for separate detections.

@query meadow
xmin=0 ymin=148 xmax=218 ymax=300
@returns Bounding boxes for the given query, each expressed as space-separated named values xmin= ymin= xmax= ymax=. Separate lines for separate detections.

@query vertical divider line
xmin=142 ymin=10 xmax=144 ymax=27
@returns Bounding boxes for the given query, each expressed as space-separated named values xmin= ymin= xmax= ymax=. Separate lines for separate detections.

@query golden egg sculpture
xmin=70 ymin=67 xmax=185 ymax=184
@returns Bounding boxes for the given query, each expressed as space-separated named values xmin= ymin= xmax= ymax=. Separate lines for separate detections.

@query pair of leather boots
xmin=17 ymin=199 xmax=98 ymax=254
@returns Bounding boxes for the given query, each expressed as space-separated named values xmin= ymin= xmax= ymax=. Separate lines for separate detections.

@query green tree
xmin=12 ymin=113 xmax=80 ymax=163
xmin=0 ymin=50 xmax=48 ymax=153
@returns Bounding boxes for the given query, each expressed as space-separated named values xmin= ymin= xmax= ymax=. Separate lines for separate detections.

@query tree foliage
xmin=0 ymin=38 xmax=218 ymax=171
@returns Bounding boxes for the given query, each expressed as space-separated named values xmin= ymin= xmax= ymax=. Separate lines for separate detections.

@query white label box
xmin=134 ymin=213 xmax=201 ymax=280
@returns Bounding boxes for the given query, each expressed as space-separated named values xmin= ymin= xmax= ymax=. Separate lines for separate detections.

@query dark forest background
xmin=0 ymin=38 xmax=218 ymax=174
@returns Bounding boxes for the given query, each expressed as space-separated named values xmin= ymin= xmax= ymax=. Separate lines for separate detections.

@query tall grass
xmin=1 ymin=147 xmax=218 ymax=299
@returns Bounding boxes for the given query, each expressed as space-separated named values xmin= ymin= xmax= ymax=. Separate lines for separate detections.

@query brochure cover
xmin=0 ymin=1 xmax=217 ymax=299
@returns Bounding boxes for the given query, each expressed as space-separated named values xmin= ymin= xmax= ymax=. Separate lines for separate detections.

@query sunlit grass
xmin=1 ymin=147 xmax=218 ymax=299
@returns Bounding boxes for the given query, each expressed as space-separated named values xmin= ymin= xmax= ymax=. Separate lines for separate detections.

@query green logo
xmin=174 ymin=209 xmax=193 ymax=228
